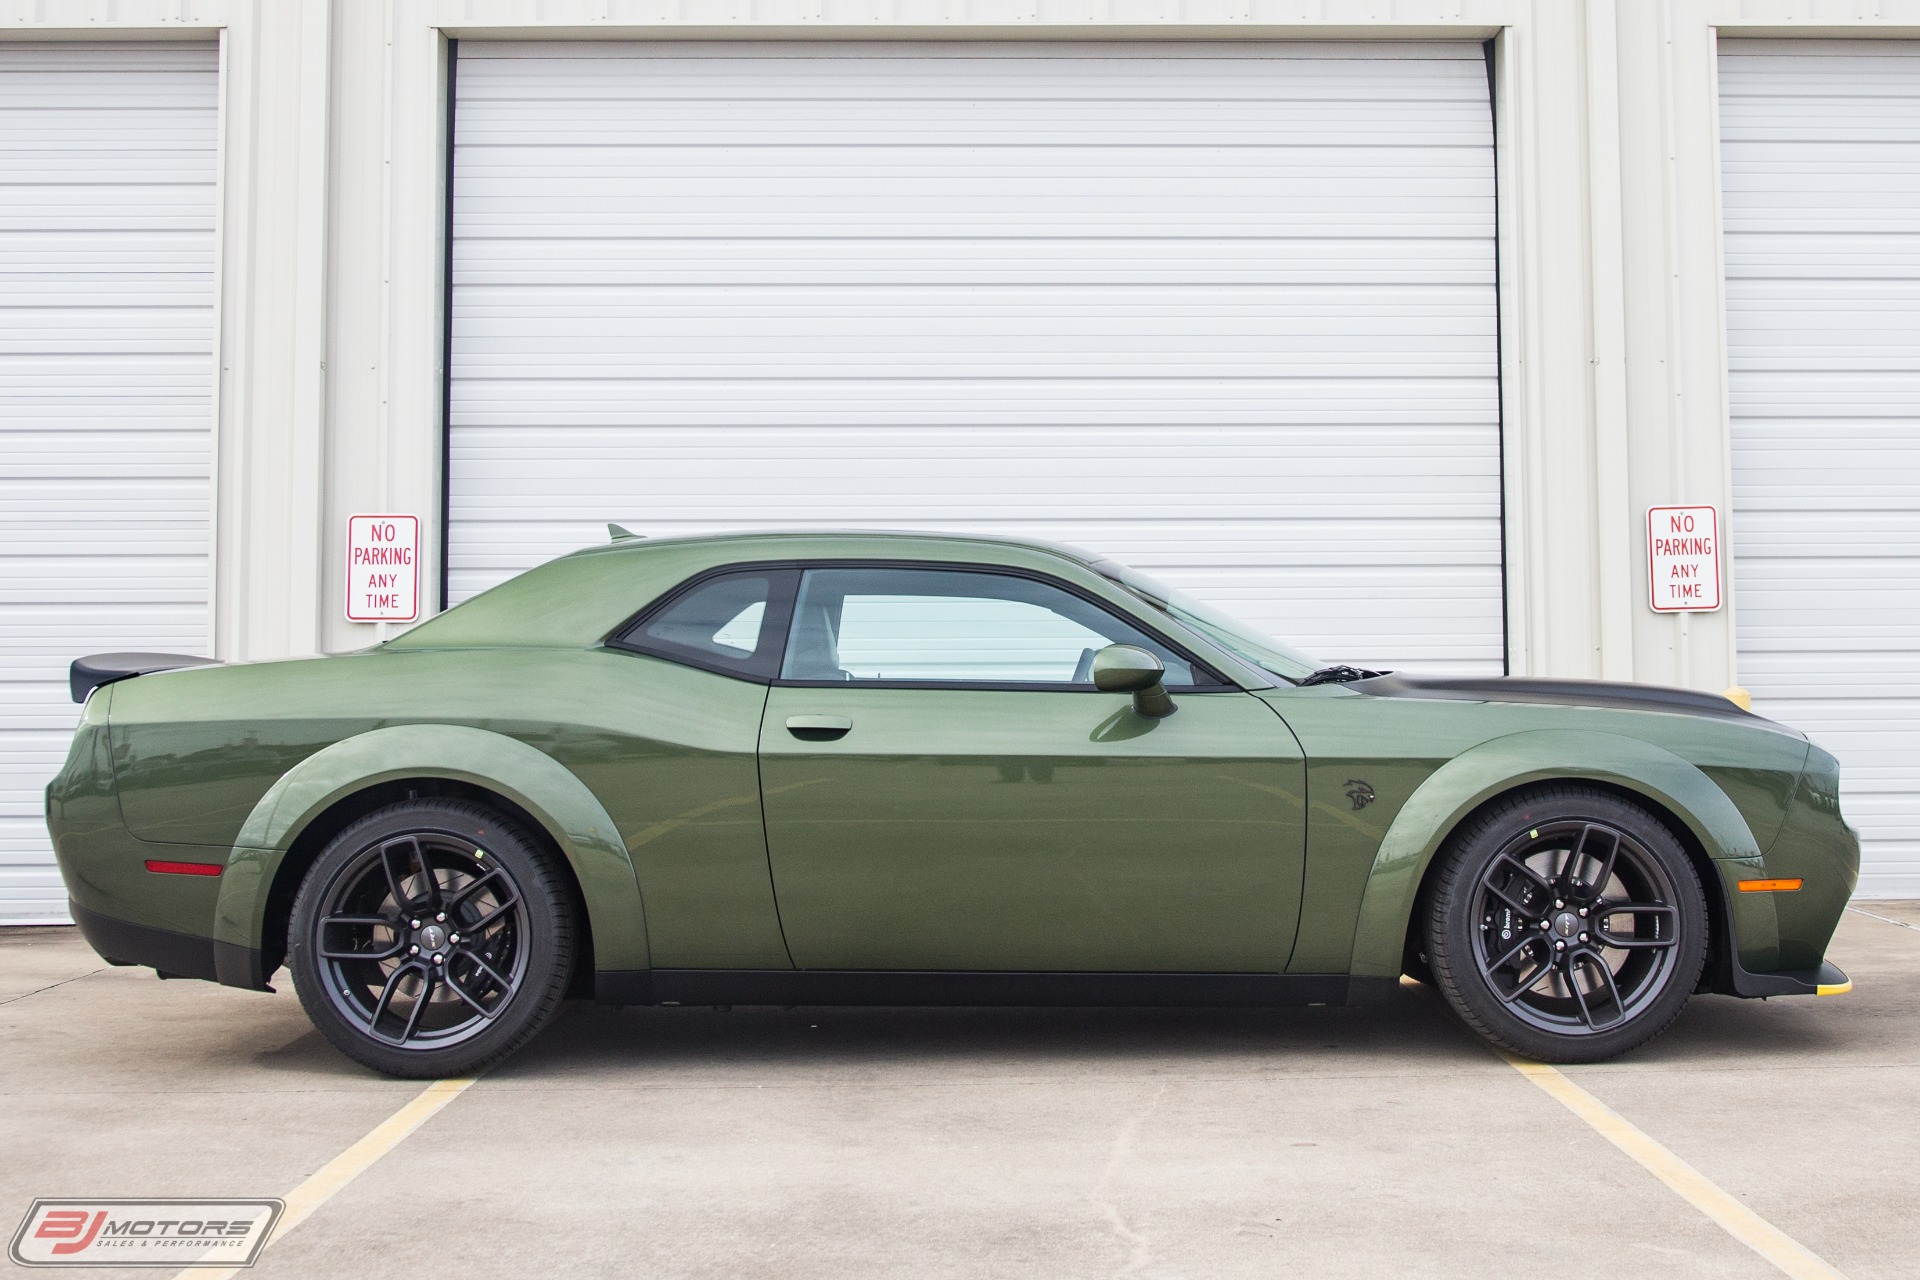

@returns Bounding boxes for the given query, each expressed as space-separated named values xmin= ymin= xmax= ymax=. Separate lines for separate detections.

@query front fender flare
xmin=1348 ymin=729 xmax=1765 ymax=980
xmin=213 ymin=724 xmax=648 ymax=977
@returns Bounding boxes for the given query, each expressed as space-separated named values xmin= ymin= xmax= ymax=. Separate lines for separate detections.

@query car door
xmin=757 ymin=564 xmax=1307 ymax=973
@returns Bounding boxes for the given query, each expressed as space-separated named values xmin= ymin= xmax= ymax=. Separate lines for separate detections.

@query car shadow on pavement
xmin=234 ymin=975 xmax=1865 ymax=1082
xmin=473 ymin=979 xmax=1856 ymax=1083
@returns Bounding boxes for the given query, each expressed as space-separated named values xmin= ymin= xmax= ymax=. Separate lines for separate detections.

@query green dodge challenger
xmin=48 ymin=531 xmax=1856 ymax=1077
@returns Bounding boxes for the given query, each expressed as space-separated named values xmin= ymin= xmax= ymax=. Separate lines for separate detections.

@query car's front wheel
xmin=1425 ymin=785 xmax=1708 ymax=1063
xmin=288 ymin=799 xmax=576 ymax=1078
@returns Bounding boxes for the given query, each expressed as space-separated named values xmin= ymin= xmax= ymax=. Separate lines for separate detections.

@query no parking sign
xmin=346 ymin=514 xmax=419 ymax=622
xmin=1647 ymin=505 xmax=1721 ymax=613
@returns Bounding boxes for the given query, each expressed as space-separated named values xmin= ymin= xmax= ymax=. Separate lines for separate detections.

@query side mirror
xmin=1091 ymin=644 xmax=1177 ymax=719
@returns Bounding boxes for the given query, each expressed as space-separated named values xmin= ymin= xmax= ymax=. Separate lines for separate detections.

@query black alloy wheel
xmin=289 ymin=799 xmax=575 ymax=1078
xmin=1426 ymin=785 xmax=1708 ymax=1063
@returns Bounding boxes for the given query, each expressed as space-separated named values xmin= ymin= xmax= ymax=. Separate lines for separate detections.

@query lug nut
xmin=409 ymin=945 xmax=420 ymax=955
xmin=1554 ymin=941 xmax=1566 ymax=951
xmin=410 ymin=919 xmax=421 ymax=929
xmin=1579 ymin=932 xmax=1589 ymax=943
xmin=1579 ymin=907 xmax=1589 ymax=918
xmin=436 ymin=913 xmax=446 ymax=923
xmin=449 ymin=933 xmax=461 ymax=944
xmin=432 ymin=954 xmax=443 ymax=965
xmin=1554 ymin=900 xmax=1565 ymax=910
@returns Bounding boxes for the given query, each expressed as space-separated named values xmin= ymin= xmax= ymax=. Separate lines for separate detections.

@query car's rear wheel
xmin=288 ymin=799 xmax=575 ymax=1078
xmin=1425 ymin=785 xmax=1708 ymax=1063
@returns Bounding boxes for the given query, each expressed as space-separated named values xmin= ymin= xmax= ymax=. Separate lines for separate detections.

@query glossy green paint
xmin=47 ymin=687 xmax=232 ymax=937
xmin=215 ymin=723 xmax=648 ymax=968
xmin=1257 ymin=685 xmax=1815 ymax=977
xmin=1349 ymin=728 xmax=1769 ymax=978
xmin=759 ymin=685 xmax=1305 ymax=971
xmin=1751 ymin=746 xmax=1859 ymax=969
xmin=91 ymin=642 xmax=792 ymax=972
xmin=45 ymin=529 xmax=1856 ymax=996
xmin=1090 ymin=644 xmax=1178 ymax=718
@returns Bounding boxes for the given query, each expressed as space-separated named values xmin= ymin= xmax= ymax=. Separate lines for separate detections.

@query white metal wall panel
xmin=448 ymin=41 xmax=1501 ymax=676
xmin=0 ymin=43 xmax=217 ymax=922
xmin=1721 ymin=41 xmax=1920 ymax=897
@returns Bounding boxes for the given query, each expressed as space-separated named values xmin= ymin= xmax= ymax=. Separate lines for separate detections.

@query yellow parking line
xmin=1505 ymin=1057 xmax=1846 ymax=1279
xmin=176 ymin=1076 xmax=477 ymax=1280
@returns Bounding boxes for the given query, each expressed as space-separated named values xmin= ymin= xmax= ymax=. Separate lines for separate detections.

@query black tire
xmin=1425 ymin=785 xmax=1708 ymax=1063
xmin=288 ymin=799 xmax=575 ymax=1078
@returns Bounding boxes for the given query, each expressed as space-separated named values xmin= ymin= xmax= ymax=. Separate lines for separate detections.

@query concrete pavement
xmin=3 ymin=908 xmax=1915 ymax=1278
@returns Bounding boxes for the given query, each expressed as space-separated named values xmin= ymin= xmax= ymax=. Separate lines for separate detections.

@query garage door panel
xmin=1730 ymin=371 xmax=1920 ymax=417
xmin=451 ymin=380 xmax=1497 ymax=426
xmin=0 ymin=606 xmax=206 ymax=660
xmin=0 ymin=137 xmax=218 ymax=185
xmin=0 ymin=42 xmax=215 ymax=923
xmin=0 ymin=184 xmax=217 ymax=234
xmin=455 ymin=207 xmax=1493 ymax=240
xmin=450 ymin=41 xmax=1502 ymax=677
xmin=459 ymin=103 xmax=1491 ymax=149
xmin=1724 ymin=231 xmax=1920 ymax=277
xmin=454 ymin=237 xmax=1493 ymax=288
xmin=1724 ymin=40 xmax=1920 ymax=898
xmin=451 ymin=353 xmax=1493 ymax=384
xmin=0 ymin=866 xmax=69 ymax=926
xmin=461 ymin=39 xmax=1484 ymax=87
xmin=458 ymin=169 xmax=1493 ymax=208
xmin=449 ymin=519 xmax=1498 ymax=568
xmin=0 ymin=231 xmax=215 ymax=277
xmin=1720 ymin=109 xmax=1920 ymax=142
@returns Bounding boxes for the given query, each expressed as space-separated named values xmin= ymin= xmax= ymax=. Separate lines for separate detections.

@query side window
xmin=781 ymin=567 xmax=1211 ymax=688
xmin=616 ymin=569 xmax=793 ymax=680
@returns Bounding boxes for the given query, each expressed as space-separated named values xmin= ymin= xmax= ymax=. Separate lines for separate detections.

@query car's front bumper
xmin=1726 ymin=952 xmax=1851 ymax=998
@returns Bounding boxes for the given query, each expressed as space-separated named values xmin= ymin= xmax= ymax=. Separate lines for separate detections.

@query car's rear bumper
xmin=71 ymin=901 xmax=271 ymax=991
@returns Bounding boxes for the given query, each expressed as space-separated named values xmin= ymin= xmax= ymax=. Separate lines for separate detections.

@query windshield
xmin=1088 ymin=559 xmax=1321 ymax=684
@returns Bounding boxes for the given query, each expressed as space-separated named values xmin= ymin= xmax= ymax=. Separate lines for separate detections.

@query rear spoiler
xmin=70 ymin=653 xmax=218 ymax=704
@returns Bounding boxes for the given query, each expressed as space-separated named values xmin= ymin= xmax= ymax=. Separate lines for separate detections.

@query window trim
xmin=604 ymin=565 xmax=800 ymax=681
xmin=606 ymin=558 xmax=1237 ymax=690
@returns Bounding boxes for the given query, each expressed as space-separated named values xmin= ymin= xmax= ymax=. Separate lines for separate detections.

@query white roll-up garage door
xmin=448 ymin=40 xmax=1501 ymax=676
xmin=1721 ymin=41 xmax=1920 ymax=897
xmin=0 ymin=43 xmax=217 ymax=923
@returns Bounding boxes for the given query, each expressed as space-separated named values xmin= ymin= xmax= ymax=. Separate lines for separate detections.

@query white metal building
xmin=3 ymin=1 xmax=1919 ymax=920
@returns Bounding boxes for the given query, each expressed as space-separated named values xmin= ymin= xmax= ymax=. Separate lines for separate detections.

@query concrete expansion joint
xmin=1846 ymin=906 xmax=1919 ymax=934
xmin=0 ymin=966 xmax=109 ymax=1009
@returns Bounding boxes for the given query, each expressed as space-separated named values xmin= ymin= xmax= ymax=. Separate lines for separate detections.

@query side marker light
xmin=144 ymin=859 xmax=223 ymax=877
xmin=1737 ymin=878 xmax=1803 ymax=893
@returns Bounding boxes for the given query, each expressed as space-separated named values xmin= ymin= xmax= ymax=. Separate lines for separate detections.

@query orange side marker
xmin=1738 ymin=878 xmax=1803 ymax=893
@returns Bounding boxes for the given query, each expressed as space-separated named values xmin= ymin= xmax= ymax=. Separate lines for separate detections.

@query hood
xmin=1349 ymin=673 xmax=1783 ymax=729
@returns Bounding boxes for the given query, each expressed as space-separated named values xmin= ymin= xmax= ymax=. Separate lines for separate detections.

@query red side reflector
xmin=144 ymin=859 xmax=223 ymax=877
xmin=1737 ymin=878 xmax=1803 ymax=893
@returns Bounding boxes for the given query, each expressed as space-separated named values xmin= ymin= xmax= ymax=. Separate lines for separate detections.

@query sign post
xmin=346 ymin=515 xmax=420 ymax=623
xmin=1647 ymin=505 xmax=1721 ymax=613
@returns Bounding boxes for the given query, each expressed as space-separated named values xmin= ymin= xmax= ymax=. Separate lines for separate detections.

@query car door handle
xmin=786 ymin=714 xmax=853 ymax=741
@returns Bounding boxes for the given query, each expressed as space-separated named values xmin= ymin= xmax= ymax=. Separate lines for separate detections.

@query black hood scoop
xmin=1349 ymin=673 xmax=1762 ymax=723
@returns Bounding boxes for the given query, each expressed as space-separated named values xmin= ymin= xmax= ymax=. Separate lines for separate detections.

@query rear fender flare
xmin=213 ymin=723 xmax=648 ymax=970
xmin=1348 ymin=729 xmax=1766 ymax=980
